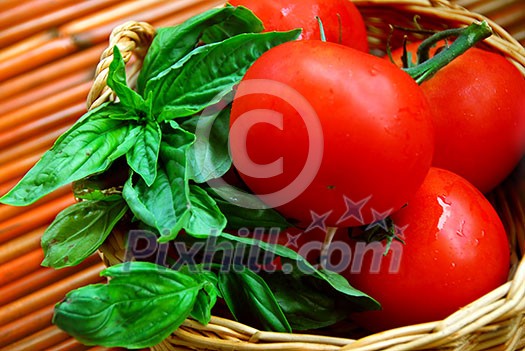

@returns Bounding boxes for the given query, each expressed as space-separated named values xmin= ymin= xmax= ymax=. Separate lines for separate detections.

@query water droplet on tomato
xmin=281 ymin=7 xmax=292 ymax=17
xmin=437 ymin=196 xmax=451 ymax=230
xmin=456 ymin=220 xmax=466 ymax=237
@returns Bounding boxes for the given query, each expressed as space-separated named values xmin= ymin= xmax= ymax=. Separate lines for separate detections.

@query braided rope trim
xmin=86 ymin=21 xmax=155 ymax=110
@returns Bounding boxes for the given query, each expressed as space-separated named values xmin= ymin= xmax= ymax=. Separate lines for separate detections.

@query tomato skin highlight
xmin=227 ymin=0 xmax=369 ymax=52
xmin=390 ymin=44 xmax=525 ymax=193
xmin=229 ymin=40 xmax=434 ymax=227
xmin=341 ymin=167 xmax=510 ymax=332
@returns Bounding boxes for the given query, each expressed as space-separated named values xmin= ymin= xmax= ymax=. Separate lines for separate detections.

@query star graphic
xmin=285 ymin=231 xmax=302 ymax=249
xmin=305 ymin=210 xmax=332 ymax=233
xmin=366 ymin=208 xmax=393 ymax=232
xmin=337 ymin=195 xmax=372 ymax=225
xmin=393 ymin=223 xmax=409 ymax=240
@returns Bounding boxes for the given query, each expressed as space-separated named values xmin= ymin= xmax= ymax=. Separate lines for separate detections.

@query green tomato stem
xmin=415 ymin=28 xmax=458 ymax=64
xmin=316 ymin=16 xmax=327 ymax=42
xmin=320 ymin=226 xmax=337 ymax=268
xmin=337 ymin=14 xmax=343 ymax=44
xmin=404 ymin=20 xmax=493 ymax=84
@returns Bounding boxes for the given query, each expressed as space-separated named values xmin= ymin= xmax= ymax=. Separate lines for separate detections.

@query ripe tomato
xmin=341 ymin=167 xmax=510 ymax=332
xmin=390 ymin=43 xmax=525 ymax=193
xmin=227 ymin=0 xmax=369 ymax=52
xmin=229 ymin=40 xmax=434 ymax=228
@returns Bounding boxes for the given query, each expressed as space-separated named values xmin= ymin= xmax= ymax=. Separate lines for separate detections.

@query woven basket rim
xmin=87 ymin=1 xmax=525 ymax=350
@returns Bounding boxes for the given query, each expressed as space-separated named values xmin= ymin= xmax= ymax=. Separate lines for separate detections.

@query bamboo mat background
xmin=0 ymin=1 xmax=523 ymax=350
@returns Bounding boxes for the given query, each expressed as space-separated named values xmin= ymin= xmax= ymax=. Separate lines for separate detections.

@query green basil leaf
xmin=177 ymin=266 xmax=220 ymax=325
xmin=182 ymin=105 xmax=232 ymax=183
xmin=260 ymin=267 xmax=377 ymax=331
xmin=190 ymin=282 xmax=217 ymax=326
xmin=200 ymin=5 xmax=264 ymax=44
xmin=218 ymin=267 xmax=291 ymax=333
xmin=41 ymin=198 xmax=127 ymax=269
xmin=126 ymin=119 xmax=162 ymax=186
xmin=176 ymin=264 xmax=221 ymax=296
xmin=0 ymin=103 xmax=141 ymax=206
xmin=107 ymin=47 xmax=147 ymax=113
xmin=317 ymin=268 xmax=374 ymax=302
xmin=260 ymin=271 xmax=343 ymax=330
xmin=186 ymin=185 xmax=227 ymax=238
xmin=123 ymin=126 xmax=195 ymax=242
xmin=123 ymin=169 xmax=190 ymax=242
xmin=147 ymin=29 xmax=301 ymax=119
xmin=53 ymin=262 xmax=202 ymax=348
xmin=206 ymin=186 xmax=291 ymax=229
xmin=137 ymin=6 xmax=263 ymax=93
xmin=218 ymin=232 xmax=379 ymax=310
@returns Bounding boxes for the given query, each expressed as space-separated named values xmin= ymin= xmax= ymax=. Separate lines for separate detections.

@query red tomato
xmin=341 ymin=167 xmax=510 ymax=332
xmin=390 ymin=43 xmax=525 ymax=193
xmin=228 ymin=0 xmax=369 ymax=52
xmin=229 ymin=40 xmax=434 ymax=228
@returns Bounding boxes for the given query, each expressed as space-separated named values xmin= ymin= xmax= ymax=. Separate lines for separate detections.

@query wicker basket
xmin=85 ymin=0 xmax=525 ymax=350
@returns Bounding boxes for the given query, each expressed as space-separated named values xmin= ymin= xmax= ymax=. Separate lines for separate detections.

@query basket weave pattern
xmin=86 ymin=1 xmax=525 ymax=350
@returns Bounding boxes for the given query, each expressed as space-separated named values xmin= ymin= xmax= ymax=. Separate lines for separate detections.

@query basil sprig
xmin=0 ymin=6 xmax=298 ymax=208
xmin=53 ymin=234 xmax=380 ymax=348
xmin=0 ymin=5 xmax=381 ymax=348
xmin=0 ymin=5 xmax=300 ymax=245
